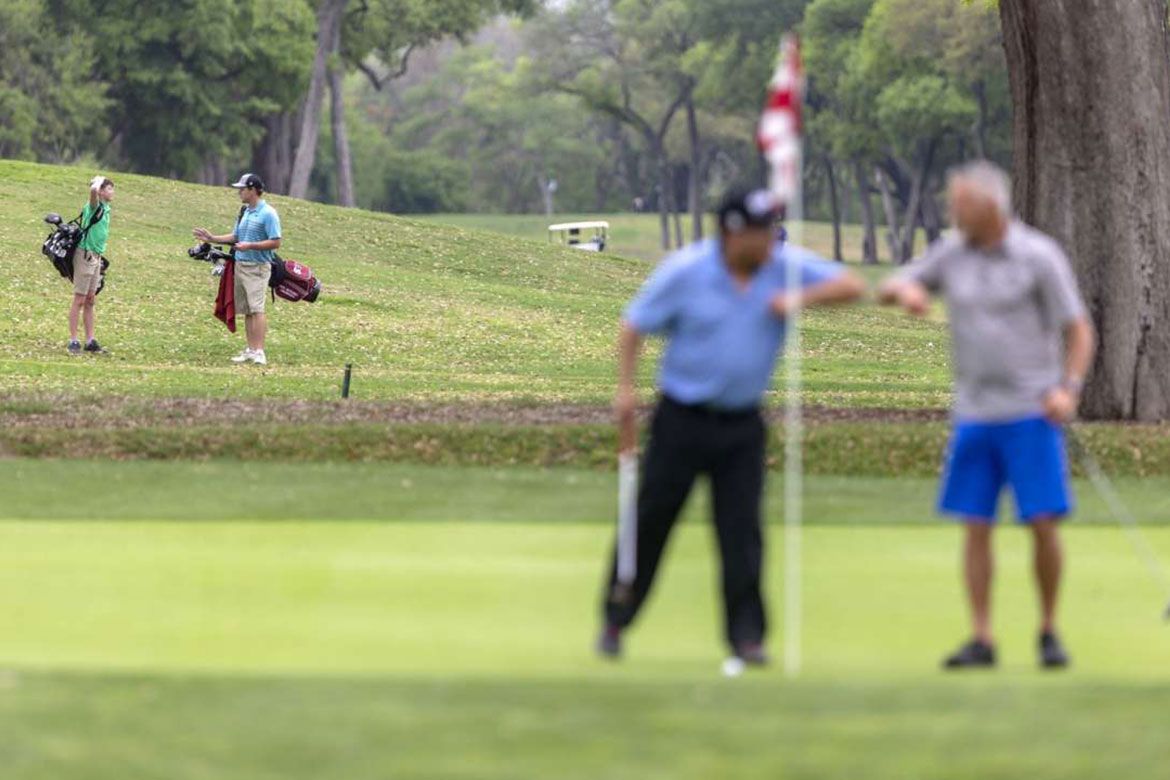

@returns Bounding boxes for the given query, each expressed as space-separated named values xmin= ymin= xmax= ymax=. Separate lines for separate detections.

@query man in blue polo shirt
xmin=193 ymin=173 xmax=282 ymax=365
xmin=597 ymin=188 xmax=864 ymax=665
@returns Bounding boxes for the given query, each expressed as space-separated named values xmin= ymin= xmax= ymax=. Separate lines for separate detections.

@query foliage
xmin=0 ymin=0 xmax=111 ymax=162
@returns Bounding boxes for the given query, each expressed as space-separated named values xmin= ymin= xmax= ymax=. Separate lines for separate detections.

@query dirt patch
xmin=0 ymin=394 xmax=948 ymax=430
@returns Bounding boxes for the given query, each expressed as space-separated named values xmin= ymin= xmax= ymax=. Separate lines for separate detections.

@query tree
xmin=528 ymin=0 xmax=694 ymax=250
xmin=999 ymin=0 xmax=1170 ymax=421
xmin=0 ymin=0 xmax=110 ymax=162
xmin=67 ymin=0 xmax=315 ymax=180
xmin=285 ymin=0 xmax=538 ymax=204
xmin=288 ymin=0 xmax=349 ymax=200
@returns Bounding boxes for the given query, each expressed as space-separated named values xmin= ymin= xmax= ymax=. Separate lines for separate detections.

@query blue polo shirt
xmin=625 ymin=238 xmax=842 ymax=410
xmin=234 ymin=200 xmax=282 ymax=263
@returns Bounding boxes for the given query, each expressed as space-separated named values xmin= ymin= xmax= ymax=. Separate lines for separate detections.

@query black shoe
xmin=943 ymin=639 xmax=996 ymax=669
xmin=83 ymin=340 xmax=105 ymax=354
xmin=734 ymin=642 xmax=771 ymax=667
xmin=1039 ymin=632 xmax=1070 ymax=669
xmin=596 ymin=625 xmax=622 ymax=659
xmin=67 ymin=340 xmax=82 ymax=355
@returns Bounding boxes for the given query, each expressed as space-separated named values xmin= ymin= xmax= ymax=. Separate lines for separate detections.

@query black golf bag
xmin=41 ymin=207 xmax=109 ymax=295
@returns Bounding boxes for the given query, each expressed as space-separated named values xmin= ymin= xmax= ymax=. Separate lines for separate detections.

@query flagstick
xmin=783 ymin=148 xmax=804 ymax=680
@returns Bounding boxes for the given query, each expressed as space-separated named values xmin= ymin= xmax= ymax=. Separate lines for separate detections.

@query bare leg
xmin=68 ymin=294 xmax=85 ymax=341
xmin=1030 ymin=517 xmax=1063 ymax=634
xmin=252 ymin=313 xmax=266 ymax=353
xmin=248 ymin=313 xmax=267 ymax=352
xmin=963 ymin=522 xmax=995 ymax=644
xmin=83 ymin=294 xmax=96 ymax=343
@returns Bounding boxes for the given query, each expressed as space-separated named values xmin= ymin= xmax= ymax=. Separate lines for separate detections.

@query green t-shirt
xmin=78 ymin=201 xmax=111 ymax=254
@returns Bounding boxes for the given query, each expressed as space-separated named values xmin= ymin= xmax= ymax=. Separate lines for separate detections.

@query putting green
xmin=4 ymin=519 xmax=1170 ymax=779
xmin=2 ymin=521 xmax=1167 ymax=679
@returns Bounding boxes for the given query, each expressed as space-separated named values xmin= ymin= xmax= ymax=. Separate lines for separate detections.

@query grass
xmin=0 ymin=159 xmax=951 ymax=407
xmin=3 ymin=459 xmax=1170 ymax=525
xmin=2 ymin=507 xmax=1170 ymax=778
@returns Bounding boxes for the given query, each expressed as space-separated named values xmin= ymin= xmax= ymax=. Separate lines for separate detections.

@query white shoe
xmin=249 ymin=350 xmax=267 ymax=365
xmin=230 ymin=348 xmax=254 ymax=363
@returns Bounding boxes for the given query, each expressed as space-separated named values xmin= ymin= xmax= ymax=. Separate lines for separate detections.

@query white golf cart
xmin=548 ymin=220 xmax=609 ymax=252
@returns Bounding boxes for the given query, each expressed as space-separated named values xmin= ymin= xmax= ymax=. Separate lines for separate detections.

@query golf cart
xmin=548 ymin=221 xmax=609 ymax=252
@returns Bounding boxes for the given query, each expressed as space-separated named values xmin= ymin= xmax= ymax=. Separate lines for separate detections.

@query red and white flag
xmin=757 ymin=35 xmax=805 ymax=209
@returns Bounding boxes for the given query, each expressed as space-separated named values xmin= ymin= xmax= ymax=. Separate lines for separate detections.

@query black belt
xmin=660 ymin=394 xmax=760 ymax=421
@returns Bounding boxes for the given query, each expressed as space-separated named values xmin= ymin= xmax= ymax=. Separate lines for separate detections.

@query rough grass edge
xmin=2 ymin=422 xmax=1168 ymax=478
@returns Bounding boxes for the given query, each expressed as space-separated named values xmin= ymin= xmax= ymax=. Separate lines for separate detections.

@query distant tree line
xmin=2 ymin=0 xmax=1009 ymax=258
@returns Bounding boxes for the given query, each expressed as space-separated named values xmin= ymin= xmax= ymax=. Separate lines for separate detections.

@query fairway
xmin=3 ymin=513 xmax=1170 ymax=779
xmin=0 ymin=160 xmax=951 ymax=408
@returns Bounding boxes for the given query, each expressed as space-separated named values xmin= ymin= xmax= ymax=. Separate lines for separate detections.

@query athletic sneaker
xmin=1039 ymin=632 xmax=1070 ymax=669
xmin=230 ymin=348 xmax=254 ymax=363
xmin=67 ymin=340 xmax=82 ymax=355
xmin=596 ymin=625 xmax=622 ymax=659
xmin=249 ymin=349 xmax=267 ymax=366
xmin=83 ymin=340 xmax=104 ymax=354
xmin=943 ymin=639 xmax=996 ymax=669
xmin=734 ymin=643 xmax=771 ymax=667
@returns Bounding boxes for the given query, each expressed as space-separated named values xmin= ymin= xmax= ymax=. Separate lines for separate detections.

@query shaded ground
xmin=0 ymin=394 xmax=949 ymax=430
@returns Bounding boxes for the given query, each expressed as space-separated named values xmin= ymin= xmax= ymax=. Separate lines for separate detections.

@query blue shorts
xmin=939 ymin=417 xmax=1072 ymax=524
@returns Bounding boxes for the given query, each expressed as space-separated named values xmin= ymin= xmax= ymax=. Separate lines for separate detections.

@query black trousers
xmin=602 ymin=396 xmax=768 ymax=650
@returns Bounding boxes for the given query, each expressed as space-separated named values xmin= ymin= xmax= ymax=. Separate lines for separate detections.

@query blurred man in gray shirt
xmin=880 ymin=161 xmax=1095 ymax=670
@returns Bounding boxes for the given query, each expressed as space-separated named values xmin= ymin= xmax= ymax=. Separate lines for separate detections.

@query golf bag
xmin=186 ymin=245 xmax=322 ymax=304
xmin=40 ymin=207 xmax=109 ymax=295
xmin=268 ymin=257 xmax=321 ymax=303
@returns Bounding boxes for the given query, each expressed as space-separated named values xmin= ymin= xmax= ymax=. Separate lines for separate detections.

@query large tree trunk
xmin=875 ymin=167 xmax=901 ymax=264
xmin=655 ymin=156 xmax=671 ymax=251
xmin=252 ymin=112 xmax=296 ymax=195
xmin=854 ymin=161 xmax=878 ymax=265
xmin=824 ymin=156 xmax=843 ymax=261
xmin=288 ymin=0 xmax=349 ymax=200
xmin=327 ymin=19 xmax=355 ymax=208
xmin=1000 ymin=0 xmax=1170 ymax=420
xmin=685 ymin=96 xmax=703 ymax=242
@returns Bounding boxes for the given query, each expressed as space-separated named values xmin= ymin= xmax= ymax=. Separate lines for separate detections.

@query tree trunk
xmin=655 ymin=157 xmax=671 ymax=251
xmin=875 ymin=167 xmax=901 ymax=264
xmin=824 ymin=156 xmax=843 ymax=261
xmin=685 ymin=96 xmax=703 ymax=242
xmin=328 ymin=31 xmax=355 ymax=208
xmin=854 ymin=161 xmax=878 ymax=265
xmin=252 ymin=112 xmax=295 ymax=195
xmin=288 ymin=0 xmax=348 ymax=200
xmin=1000 ymin=0 xmax=1170 ymax=420
xmin=670 ymin=170 xmax=684 ymax=249
xmin=921 ymin=185 xmax=943 ymax=245
xmin=972 ymin=80 xmax=989 ymax=159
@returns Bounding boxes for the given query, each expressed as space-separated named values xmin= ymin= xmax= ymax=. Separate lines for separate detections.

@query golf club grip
xmin=616 ymin=452 xmax=638 ymax=586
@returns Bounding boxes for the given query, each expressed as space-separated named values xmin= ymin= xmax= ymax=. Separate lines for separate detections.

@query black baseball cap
xmin=718 ymin=187 xmax=782 ymax=233
xmin=230 ymin=173 xmax=265 ymax=191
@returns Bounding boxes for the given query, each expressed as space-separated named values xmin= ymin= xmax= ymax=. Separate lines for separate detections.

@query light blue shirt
xmin=626 ymin=238 xmax=842 ymax=410
xmin=234 ymin=200 xmax=282 ymax=263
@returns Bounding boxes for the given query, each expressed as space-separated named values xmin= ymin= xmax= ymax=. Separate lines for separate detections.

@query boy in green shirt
xmin=69 ymin=176 xmax=114 ymax=354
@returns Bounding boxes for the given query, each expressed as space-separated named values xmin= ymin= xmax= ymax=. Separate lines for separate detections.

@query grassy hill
xmin=0 ymin=160 xmax=951 ymax=407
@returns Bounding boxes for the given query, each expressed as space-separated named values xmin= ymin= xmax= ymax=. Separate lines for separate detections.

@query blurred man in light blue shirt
xmin=598 ymin=187 xmax=864 ymax=665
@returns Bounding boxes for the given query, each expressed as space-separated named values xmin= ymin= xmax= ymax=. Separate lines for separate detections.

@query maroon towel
xmin=214 ymin=258 xmax=237 ymax=333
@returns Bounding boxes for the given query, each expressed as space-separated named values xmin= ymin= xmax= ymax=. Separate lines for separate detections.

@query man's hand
xmin=193 ymin=228 xmax=213 ymax=242
xmin=770 ymin=291 xmax=802 ymax=319
xmin=896 ymin=283 xmax=931 ymax=317
xmin=615 ymin=385 xmax=638 ymax=454
xmin=235 ymin=241 xmax=253 ymax=251
xmin=1042 ymin=386 xmax=1079 ymax=424
xmin=90 ymin=175 xmax=104 ymax=190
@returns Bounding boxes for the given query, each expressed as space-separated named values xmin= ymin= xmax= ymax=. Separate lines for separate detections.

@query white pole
xmin=783 ymin=147 xmax=804 ymax=679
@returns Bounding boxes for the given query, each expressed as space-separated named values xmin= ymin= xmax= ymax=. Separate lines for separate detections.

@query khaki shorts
xmin=234 ymin=261 xmax=272 ymax=316
xmin=72 ymin=247 xmax=102 ymax=296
